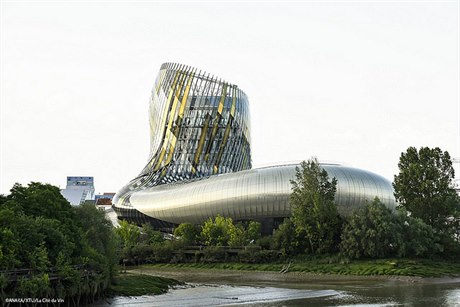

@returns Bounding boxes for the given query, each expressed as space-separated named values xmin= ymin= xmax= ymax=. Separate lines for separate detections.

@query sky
xmin=1 ymin=0 xmax=459 ymax=195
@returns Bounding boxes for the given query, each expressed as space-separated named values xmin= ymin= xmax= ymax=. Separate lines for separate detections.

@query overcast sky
xmin=1 ymin=1 xmax=459 ymax=195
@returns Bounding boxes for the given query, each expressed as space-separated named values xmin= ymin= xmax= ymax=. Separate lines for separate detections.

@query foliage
xmin=200 ymin=216 xmax=262 ymax=247
xmin=128 ymin=244 xmax=154 ymax=265
xmin=109 ymin=274 xmax=182 ymax=296
xmin=116 ymin=220 xmax=141 ymax=248
xmin=340 ymin=198 xmax=441 ymax=259
xmin=257 ymin=236 xmax=273 ymax=250
xmin=340 ymin=198 xmax=403 ymax=259
xmin=141 ymin=223 xmax=165 ymax=245
xmin=201 ymin=215 xmax=234 ymax=246
xmin=3 ymin=182 xmax=74 ymax=221
xmin=393 ymin=146 xmax=460 ymax=233
xmin=201 ymin=246 xmax=227 ymax=262
xmin=152 ymin=243 xmax=174 ymax=263
xmin=246 ymin=221 xmax=262 ymax=244
xmin=290 ymin=158 xmax=342 ymax=254
xmin=228 ymin=223 xmax=246 ymax=247
xmin=142 ymin=257 xmax=460 ymax=277
xmin=237 ymin=247 xmax=278 ymax=263
xmin=174 ymin=223 xmax=200 ymax=245
xmin=396 ymin=209 xmax=440 ymax=258
xmin=74 ymin=203 xmax=119 ymax=279
xmin=0 ymin=182 xmax=118 ymax=303
xmin=272 ymin=218 xmax=300 ymax=257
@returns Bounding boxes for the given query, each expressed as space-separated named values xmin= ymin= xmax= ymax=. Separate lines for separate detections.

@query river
xmin=94 ymin=268 xmax=460 ymax=306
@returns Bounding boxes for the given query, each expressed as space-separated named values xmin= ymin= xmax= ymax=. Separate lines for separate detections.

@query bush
xmin=202 ymin=246 xmax=227 ymax=263
xmin=130 ymin=244 xmax=154 ymax=264
xmin=174 ymin=223 xmax=200 ymax=245
xmin=397 ymin=211 xmax=440 ymax=258
xmin=237 ymin=247 xmax=278 ymax=263
xmin=273 ymin=219 xmax=302 ymax=257
xmin=237 ymin=247 xmax=260 ymax=263
xmin=257 ymin=236 xmax=273 ymax=250
xmin=340 ymin=198 xmax=403 ymax=259
xmin=153 ymin=243 xmax=174 ymax=263
xmin=201 ymin=216 xmax=233 ymax=246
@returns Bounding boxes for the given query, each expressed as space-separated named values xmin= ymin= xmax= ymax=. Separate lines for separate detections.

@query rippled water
xmin=93 ymin=269 xmax=460 ymax=306
xmin=103 ymin=284 xmax=340 ymax=306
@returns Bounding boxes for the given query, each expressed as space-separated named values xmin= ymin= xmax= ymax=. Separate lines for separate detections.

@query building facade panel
xmin=128 ymin=164 xmax=395 ymax=225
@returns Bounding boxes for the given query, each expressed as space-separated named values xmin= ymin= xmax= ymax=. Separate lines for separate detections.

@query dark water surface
xmin=94 ymin=268 xmax=460 ymax=306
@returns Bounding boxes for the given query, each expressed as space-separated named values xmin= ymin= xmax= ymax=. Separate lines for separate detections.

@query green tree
xmin=141 ymin=223 xmax=165 ymax=245
xmin=30 ymin=242 xmax=51 ymax=272
xmin=0 ymin=223 xmax=20 ymax=269
xmin=201 ymin=215 xmax=234 ymax=246
xmin=396 ymin=209 xmax=439 ymax=258
xmin=290 ymin=158 xmax=341 ymax=254
xmin=74 ymin=203 xmax=119 ymax=284
xmin=393 ymin=146 xmax=460 ymax=233
xmin=174 ymin=223 xmax=200 ymax=245
xmin=272 ymin=218 xmax=300 ymax=257
xmin=116 ymin=220 xmax=141 ymax=248
xmin=246 ymin=221 xmax=262 ymax=244
xmin=4 ymin=182 xmax=74 ymax=221
xmin=340 ymin=198 xmax=403 ymax=259
xmin=0 ymin=182 xmax=120 ymax=302
xmin=228 ymin=223 xmax=245 ymax=247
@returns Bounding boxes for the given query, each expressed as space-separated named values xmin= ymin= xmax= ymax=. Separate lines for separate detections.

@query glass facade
xmin=113 ymin=63 xmax=252 ymax=226
xmin=113 ymin=63 xmax=397 ymax=230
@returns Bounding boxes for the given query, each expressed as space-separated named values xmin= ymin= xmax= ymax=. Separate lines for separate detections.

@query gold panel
xmin=167 ymin=96 xmax=180 ymax=129
xmin=217 ymin=83 xmax=227 ymax=114
xmin=212 ymin=86 xmax=236 ymax=174
xmin=205 ymin=83 xmax=228 ymax=161
xmin=165 ymin=69 xmax=195 ymax=166
xmin=230 ymin=86 xmax=236 ymax=116
xmin=152 ymin=70 xmax=181 ymax=170
xmin=180 ymin=72 xmax=195 ymax=115
xmin=193 ymin=114 xmax=211 ymax=166
xmin=173 ymin=71 xmax=195 ymax=136
xmin=164 ymin=133 xmax=177 ymax=165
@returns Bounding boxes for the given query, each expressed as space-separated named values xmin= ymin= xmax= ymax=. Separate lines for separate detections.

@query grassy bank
xmin=108 ymin=274 xmax=183 ymax=296
xmin=140 ymin=258 xmax=460 ymax=278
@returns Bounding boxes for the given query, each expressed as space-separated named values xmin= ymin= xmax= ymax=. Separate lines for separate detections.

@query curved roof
xmin=130 ymin=164 xmax=396 ymax=224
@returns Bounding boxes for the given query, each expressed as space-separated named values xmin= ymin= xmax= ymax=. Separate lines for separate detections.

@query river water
xmin=94 ymin=268 xmax=460 ymax=306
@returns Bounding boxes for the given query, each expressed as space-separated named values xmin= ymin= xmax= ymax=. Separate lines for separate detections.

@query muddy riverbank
xmin=93 ymin=267 xmax=460 ymax=306
xmin=128 ymin=266 xmax=460 ymax=286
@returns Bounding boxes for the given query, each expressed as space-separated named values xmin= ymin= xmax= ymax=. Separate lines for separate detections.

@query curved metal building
xmin=113 ymin=63 xmax=397 ymax=230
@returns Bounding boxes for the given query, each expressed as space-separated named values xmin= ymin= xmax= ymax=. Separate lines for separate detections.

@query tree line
xmin=284 ymin=147 xmax=460 ymax=259
xmin=1 ymin=146 xmax=459 ymax=304
xmin=0 ymin=183 xmax=118 ymax=306
xmin=117 ymin=146 xmax=460 ymax=263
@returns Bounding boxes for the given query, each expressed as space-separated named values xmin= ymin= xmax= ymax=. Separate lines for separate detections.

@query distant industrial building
xmin=60 ymin=176 xmax=95 ymax=206
xmin=95 ymin=193 xmax=115 ymax=207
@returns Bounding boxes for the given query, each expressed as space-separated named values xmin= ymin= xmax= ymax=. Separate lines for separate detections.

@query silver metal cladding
xmin=113 ymin=63 xmax=397 ymax=228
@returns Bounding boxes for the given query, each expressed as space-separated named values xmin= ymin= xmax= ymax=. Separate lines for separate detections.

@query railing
xmin=174 ymin=245 xmax=272 ymax=255
xmin=0 ymin=265 xmax=94 ymax=282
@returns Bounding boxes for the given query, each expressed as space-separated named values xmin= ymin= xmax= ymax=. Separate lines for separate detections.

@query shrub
xmin=340 ymin=198 xmax=403 ymax=259
xmin=202 ymin=246 xmax=226 ymax=263
xmin=153 ymin=243 xmax=174 ymax=263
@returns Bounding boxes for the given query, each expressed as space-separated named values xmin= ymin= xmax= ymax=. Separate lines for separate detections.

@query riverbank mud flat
xmin=93 ymin=267 xmax=460 ymax=306
xmin=128 ymin=266 xmax=460 ymax=287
